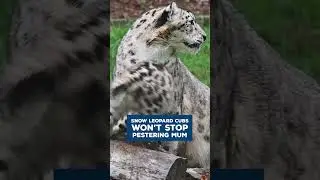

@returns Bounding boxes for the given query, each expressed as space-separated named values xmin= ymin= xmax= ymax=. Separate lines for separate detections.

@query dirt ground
xmin=110 ymin=0 xmax=210 ymax=19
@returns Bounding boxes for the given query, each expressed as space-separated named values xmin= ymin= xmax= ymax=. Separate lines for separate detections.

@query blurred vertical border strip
xmin=106 ymin=0 xmax=111 ymax=177
xmin=210 ymin=0 xmax=217 ymax=171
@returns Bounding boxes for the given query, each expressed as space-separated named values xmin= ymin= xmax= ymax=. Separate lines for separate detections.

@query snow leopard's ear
xmin=165 ymin=2 xmax=179 ymax=20
xmin=154 ymin=2 xmax=179 ymax=28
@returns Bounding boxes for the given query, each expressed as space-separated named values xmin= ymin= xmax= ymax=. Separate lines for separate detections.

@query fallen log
xmin=110 ymin=140 xmax=187 ymax=180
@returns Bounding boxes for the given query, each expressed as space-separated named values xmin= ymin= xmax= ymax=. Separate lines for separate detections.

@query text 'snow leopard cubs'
xmin=110 ymin=2 xmax=210 ymax=169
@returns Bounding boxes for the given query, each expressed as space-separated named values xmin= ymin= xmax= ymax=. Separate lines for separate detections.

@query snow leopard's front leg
xmin=110 ymin=62 xmax=187 ymax=158
xmin=110 ymin=61 xmax=174 ymax=135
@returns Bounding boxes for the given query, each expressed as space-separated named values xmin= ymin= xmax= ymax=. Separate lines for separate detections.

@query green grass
xmin=110 ymin=20 xmax=211 ymax=86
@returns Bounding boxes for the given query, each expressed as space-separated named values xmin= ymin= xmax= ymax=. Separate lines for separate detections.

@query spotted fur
xmin=110 ymin=61 xmax=175 ymax=133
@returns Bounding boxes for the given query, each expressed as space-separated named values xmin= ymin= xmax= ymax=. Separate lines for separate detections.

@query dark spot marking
xmin=163 ymin=145 xmax=170 ymax=151
xmin=130 ymin=59 xmax=136 ymax=64
xmin=119 ymin=124 xmax=126 ymax=131
xmin=155 ymin=74 xmax=159 ymax=80
xmin=140 ymin=72 xmax=148 ymax=77
xmin=160 ymin=77 xmax=166 ymax=86
xmin=197 ymin=124 xmax=204 ymax=133
xmin=155 ymin=10 xmax=169 ymax=28
xmin=128 ymin=43 xmax=133 ymax=46
xmin=128 ymin=50 xmax=135 ymax=55
xmin=153 ymin=95 xmax=163 ymax=107
xmin=153 ymin=108 xmax=158 ymax=113
xmin=133 ymin=66 xmax=142 ymax=72
xmin=162 ymin=90 xmax=167 ymax=97
xmin=140 ymin=19 xmax=147 ymax=23
xmin=168 ymin=78 xmax=172 ymax=86
xmin=151 ymin=10 xmax=157 ymax=16
xmin=204 ymin=135 xmax=210 ymax=142
xmin=146 ymin=11 xmax=150 ymax=15
xmin=146 ymin=65 xmax=155 ymax=75
xmin=147 ymin=87 xmax=153 ymax=95
xmin=140 ymin=62 xmax=151 ymax=70
xmin=146 ymin=39 xmax=153 ymax=46
xmin=139 ymin=75 xmax=143 ymax=81
xmin=198 ymin=108 xmax=206 ymax=119
xmin=153 ymin=63 xmax=164 ymax=71
xmin=133 ymin=76 xmax=140 ymax=81
xmin=178 ymin=24 xmax=185 ymax=30
xmin=144 ymin=98 xmax=152 ymax=107
xmin=154 ymin=84 xmax=160 ymax=90
xmin=148 ymin=70 xmax=154 ymax=76
xmin=146 ymin=109 xmax=152 ymax=114
xmin=134 ymin=87 xmax=145 ymax=99
xmin=145 ymin=24 xmax=151 ymax=30
xmin=136 ymin=33 xmax=143 ymax=39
